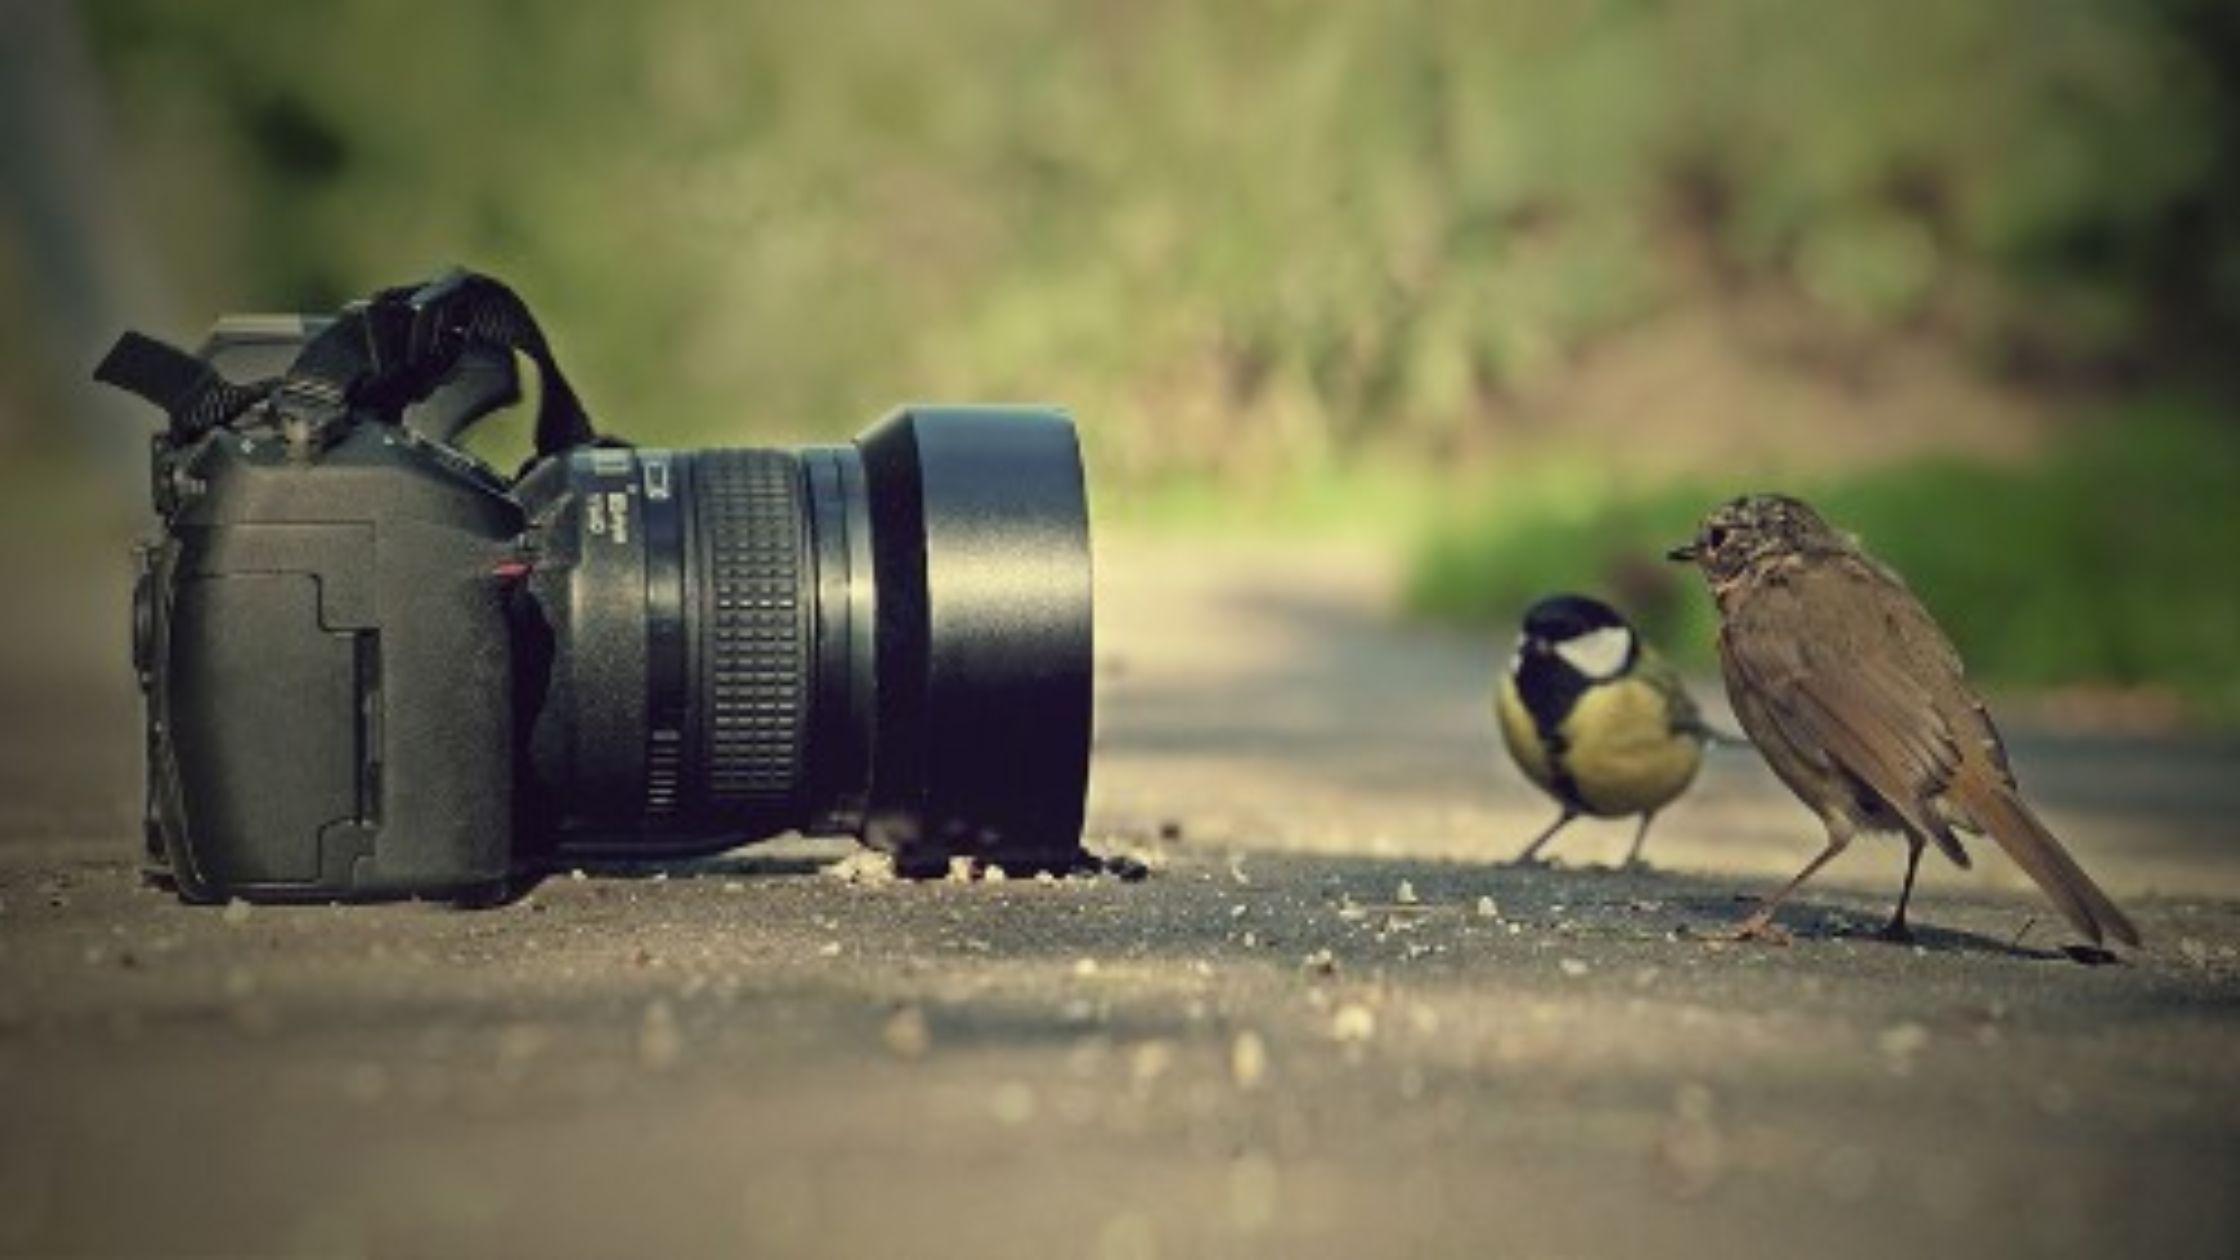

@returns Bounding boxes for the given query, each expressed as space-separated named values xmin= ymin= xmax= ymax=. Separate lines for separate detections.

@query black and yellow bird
xmin=1669 ymin=493 xmax=2140 ymax=946
xmin=1495 ymin=594 xmax=1715 ymax=868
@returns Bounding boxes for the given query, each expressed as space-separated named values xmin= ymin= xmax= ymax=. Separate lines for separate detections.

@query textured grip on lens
xmin=693 ymin=450 xmax=808 ymax=816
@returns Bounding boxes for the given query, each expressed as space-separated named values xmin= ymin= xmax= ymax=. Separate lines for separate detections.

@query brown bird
xmin=1668 ymin=494 xmax=2140 ymax=947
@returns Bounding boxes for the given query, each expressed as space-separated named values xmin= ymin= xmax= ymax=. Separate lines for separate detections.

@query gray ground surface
xmin=3 ymin=533 xmax=2237 ymax=1258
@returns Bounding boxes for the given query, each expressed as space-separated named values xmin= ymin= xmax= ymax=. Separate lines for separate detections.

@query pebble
xmin=1475 ymin=896 xmax=1499 ymax=919
xmin=1230 ymin=1031 xmax=1268 ymax=1089
xmin=1332 ymin=1003 xmax=1376 ymax=1043
xmin=1559 ymin=958 xmax=1590 ymax=978
xmin=1395 ymin=880 xmax=1419 ymax=905
xmin=883 ymin=1006 xmax=931 ymax=1059
xmin=824 ymin=850 xmax=897 ymax=885
xmin=1073 ymin=957 xmax=1101 ymax=978
xmin=1129 ymin=1040 xmax=1175 ymax=1087
xmin=221 ymin=898 xmax=253 ymax=927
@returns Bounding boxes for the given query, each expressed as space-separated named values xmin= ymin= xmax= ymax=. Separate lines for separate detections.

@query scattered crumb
xmin=1301 ymin=948 xmax=1337 ymax=977
xmin=1073 ymin=957 xmax=1101 ymax=978
xmin=824 ymin=849 xmax=898 ymax=885
xmin=1559 ymin=958 xmax=1590 ymax=978
xmin=1395 ymin=880 xmax=1419 ymax=906
xmin=221 ymin=898 xmax=252 ymax=927
xmin=1475 ymin=896 xmax=1499 ymax=919
xmin=818 ymin=941 xmax=843 ymax=958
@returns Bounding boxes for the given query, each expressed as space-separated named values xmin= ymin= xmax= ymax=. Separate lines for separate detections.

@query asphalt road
xmin=2 ymin=532 xmax=2237 ymax=1258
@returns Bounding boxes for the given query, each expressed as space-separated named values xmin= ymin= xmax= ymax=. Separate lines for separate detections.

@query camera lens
xmin=519 ymin=408 xmax=1092 ymax=872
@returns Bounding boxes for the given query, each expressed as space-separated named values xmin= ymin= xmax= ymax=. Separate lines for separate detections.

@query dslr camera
xmin=99 ymin=270 xmax=1093 ymax=902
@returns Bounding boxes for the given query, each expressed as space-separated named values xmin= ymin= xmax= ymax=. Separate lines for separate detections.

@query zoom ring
xmin=691 ymin=450 xmax=809 ymax=819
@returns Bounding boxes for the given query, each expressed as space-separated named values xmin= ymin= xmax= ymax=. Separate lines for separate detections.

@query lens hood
xmin=856 ymin=407 xmax=1093 ymax=872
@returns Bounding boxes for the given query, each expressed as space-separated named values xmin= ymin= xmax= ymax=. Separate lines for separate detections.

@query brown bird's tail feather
xmin=1953 ymin=777 xmax=2141 ymax=948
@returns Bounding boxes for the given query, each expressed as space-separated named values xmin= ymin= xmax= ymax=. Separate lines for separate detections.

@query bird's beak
xmin=1666 ymin=541 xmax=1700 ymax=563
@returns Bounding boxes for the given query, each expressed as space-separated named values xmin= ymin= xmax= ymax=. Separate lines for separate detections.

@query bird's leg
xmin=1732 ymin=819 xmax=1853 ymax=944
xmin=1513 ymin=808 xmax=1578 ymax=866
xmin=1875 ymin=836 xmax=1926 ymax=944
xmin=1622 ymin=811 xmax=1657 ymax=870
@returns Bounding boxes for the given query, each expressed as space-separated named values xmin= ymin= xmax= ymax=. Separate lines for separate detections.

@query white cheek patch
xmin=1505 ymin=633 xmax=1526 ymax=676
xmin=1555 ymin=626 xmax=1633 ymax=680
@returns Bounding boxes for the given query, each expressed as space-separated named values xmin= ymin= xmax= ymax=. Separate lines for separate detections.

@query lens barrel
xmin=524 ymin=408 xmax=1091 ymax=871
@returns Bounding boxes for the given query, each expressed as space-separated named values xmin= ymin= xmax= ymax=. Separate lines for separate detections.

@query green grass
xmin=1405 ymin=402 xmax=2240 ymax=721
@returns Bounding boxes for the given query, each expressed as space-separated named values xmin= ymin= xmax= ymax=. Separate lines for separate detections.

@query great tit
xmin=1495 ymin=594 xmax=1712 ymax=867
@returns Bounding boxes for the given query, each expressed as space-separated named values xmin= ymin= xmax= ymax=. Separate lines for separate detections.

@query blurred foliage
xmin=71 ymin=0 xmax=2240 ymax=479
xmin=1406 ymin=403 xmax=2240 ymax=721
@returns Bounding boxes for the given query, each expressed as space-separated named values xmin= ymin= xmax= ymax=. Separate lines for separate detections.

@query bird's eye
xmin=1706 ymin=525 xmax=1729 ymax=550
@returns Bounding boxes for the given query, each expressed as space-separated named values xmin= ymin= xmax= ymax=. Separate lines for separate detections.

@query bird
xmin=1668 ymin=493 xmax=2140 ymax=947
xmin=1494 ymin=593 xmax=1718 ymax=868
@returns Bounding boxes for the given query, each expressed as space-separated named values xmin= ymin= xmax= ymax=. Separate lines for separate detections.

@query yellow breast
xmin=1559 ymin=677 xmax=1702 ymax=816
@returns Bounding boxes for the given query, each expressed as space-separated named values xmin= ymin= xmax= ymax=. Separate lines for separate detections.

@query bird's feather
xmin=1718 ymin=552 xmax=2138 ymax=944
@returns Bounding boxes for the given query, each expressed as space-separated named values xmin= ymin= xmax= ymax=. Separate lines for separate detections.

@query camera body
xmin=136 ymin=366 xmax=523 ymax=900
xmin=112 ymin=272 xmax=1093 ymax=903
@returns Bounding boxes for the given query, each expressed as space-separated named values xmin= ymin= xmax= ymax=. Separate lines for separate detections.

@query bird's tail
xmin=1953 ymin=775 xmax=2140 ymax=948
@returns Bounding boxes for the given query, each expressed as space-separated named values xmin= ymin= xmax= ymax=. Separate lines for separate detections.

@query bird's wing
xmin=1720 ymin=558 xmax=1970 ymax=862
xmin=1641 ymin=648 xmax=1750 ymax=746
xmin=1854 ymin=555 xmax=2021 ymax=791
xmin=1635 ymin=648 xmax=1696 ymax=724
xmin=1840 ymin=558 xmax=2137 ymax=945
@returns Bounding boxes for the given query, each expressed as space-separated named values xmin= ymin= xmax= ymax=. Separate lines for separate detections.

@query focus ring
xmin=690 ymin=450 xmax=809 ymax=820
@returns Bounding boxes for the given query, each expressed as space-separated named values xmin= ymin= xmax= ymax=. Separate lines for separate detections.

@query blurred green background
xmin=3 ymin=0 xmax=2237 ymax=719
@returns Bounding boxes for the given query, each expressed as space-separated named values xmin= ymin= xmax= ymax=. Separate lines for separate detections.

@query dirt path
xmin=1 ymin=533 xmax=2236 ymax=1258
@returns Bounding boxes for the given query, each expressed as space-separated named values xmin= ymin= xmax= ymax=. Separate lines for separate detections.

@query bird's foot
xmin=1870 ymin=919 xmax=1915 ymax=945
xmin=1726 ymin=913 xmax=1792 ymax=945
xmin=1620 ymin=857 xmax=1654 ymax=874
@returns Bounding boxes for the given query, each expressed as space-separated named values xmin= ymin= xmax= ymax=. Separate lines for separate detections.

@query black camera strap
xmin=96 ymin=268 xmax=605 ymax=462
xmin=94 ymin=331 xmax=276 ymax=441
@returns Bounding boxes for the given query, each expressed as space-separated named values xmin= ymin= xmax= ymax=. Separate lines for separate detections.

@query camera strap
xmin=96 ymin=268 xmax=606 ymax=461
xmin=94 ymin=331 xmax=276 ymax=441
